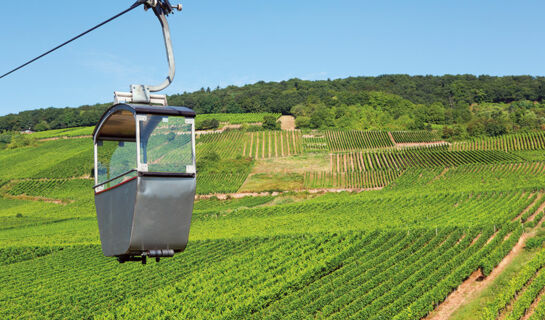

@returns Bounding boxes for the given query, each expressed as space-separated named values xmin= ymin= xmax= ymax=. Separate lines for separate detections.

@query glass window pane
xmin=97 ymin=140 xmax=137 ymax=188
xmin=139 ymin=115 xmax=194 ymax=173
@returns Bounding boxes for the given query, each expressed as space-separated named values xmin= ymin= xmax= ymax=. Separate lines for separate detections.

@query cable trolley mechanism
xmin=92 ymin=0 xmax=196 ymax=264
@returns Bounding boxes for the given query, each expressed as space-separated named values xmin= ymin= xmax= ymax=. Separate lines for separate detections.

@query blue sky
xmin=1 ymin=0 xmax=544 ymax=116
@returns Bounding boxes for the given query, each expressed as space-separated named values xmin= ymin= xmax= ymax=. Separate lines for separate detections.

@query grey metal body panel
xmin=94 ymin=178 xmax=137 ymax=257
xmin=94 ymin=176 xmax=196 ymax=257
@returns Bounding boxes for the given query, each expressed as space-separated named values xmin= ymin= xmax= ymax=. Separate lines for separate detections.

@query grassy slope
xmin=2 ymin=127 xmax=545 ymax=319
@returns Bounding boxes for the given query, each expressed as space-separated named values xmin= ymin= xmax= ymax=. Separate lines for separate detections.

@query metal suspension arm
xmin=116 ymin=0 xmax=182 ymax=105
xmin=147 ymin=1 xmax=181 ymax=92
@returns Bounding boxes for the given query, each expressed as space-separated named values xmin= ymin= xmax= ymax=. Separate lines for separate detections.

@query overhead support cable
xmin=0 ymin=0 xmax=148 ymax=80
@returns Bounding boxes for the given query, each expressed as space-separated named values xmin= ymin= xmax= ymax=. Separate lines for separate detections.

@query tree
xmin=484 ymin=119 xmax=508 ymax=136
xmin=6 ymin=134 xmax=35 ymax=149
xmin=262 ymin=115 xmax=280 ymax=130
xmin=34 ymin=121 xmax=50 ymax=132
xmin=197 ymin=119 xmax=219 ymax=130
xmin=466 ymin=118 xmax=486 ymax=136
xmin=295 ymin=116 xmax=311 ymax=129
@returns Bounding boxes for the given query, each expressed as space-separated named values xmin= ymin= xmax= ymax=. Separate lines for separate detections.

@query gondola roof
xmin=93 ymin=104 xmax=196 ymax=142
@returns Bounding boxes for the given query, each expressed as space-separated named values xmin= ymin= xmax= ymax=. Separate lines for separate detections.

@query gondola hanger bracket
xmin=114 ymin=91 xmax=168 ymax=106
xmin=113 ymin=0 xmax=182 ymax=106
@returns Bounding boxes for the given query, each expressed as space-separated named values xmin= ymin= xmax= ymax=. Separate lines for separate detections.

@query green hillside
xmin=2 ymin=125 xmax=545 ymax=319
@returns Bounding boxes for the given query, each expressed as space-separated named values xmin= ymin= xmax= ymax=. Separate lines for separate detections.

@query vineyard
xmin=196 ymin=112 xmax=280 ymax=126
xmin=325 ymin=130 xmax=394 ymax=151
xmin=302 ymin=133 xmax=328 ymax=152
xmin=196 ymin=172 xmax=249 ymax=194
xmin=328 ymin=150 xmax=519 ymax=172
xmin=196 ymin=130 xmax=246 ymax=160
xmin=390 ymin=130 xmax=441 ymax=143
xmin=3 ymin=125 xmax=545 ymax=319
xmin=450 ymin=131 xmax=545 ymax=152
xmin=303 ymin=169 xmax=402 ymax=189
xmin=243 ymin=130 xmax=302 ymax=159
xmin=30 ymin=126 xmax=94 ymax=139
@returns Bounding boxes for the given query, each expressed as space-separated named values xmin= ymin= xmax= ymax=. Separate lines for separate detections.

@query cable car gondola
xmin=92 ymin=0 xmax=195 ymax=264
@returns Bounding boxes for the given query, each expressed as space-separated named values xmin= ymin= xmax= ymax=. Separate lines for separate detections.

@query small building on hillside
xmin=20 ymin=128 xmax=34 ymax=134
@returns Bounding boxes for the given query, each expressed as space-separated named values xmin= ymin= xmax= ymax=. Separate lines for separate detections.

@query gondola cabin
xmin=92 ymin=104 xmax=196 ymax=264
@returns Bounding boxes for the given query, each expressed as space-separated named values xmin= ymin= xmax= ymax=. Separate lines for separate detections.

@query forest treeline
xmin=2 ymin=75 xmax=545 ymax=139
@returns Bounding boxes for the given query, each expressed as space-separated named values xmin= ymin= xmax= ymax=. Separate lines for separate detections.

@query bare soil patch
xmin=513 ymin=193 xmax=540 ymax=222
xmin=425 ymin=231 xmax=532 ymax=320
xmin=279 ymin=115 xmax=296 ymax=130
xmin=387 ymin=132 xmax=397 ymax=145
xmin=195 ymin=187 xmax=380 ymax=200
xmin=395 ymin=141 xmax=450 ymax=148
xmin=430 ymin=168 xmax=450 ymax=183
xmin=1 ymin=193 xmax=72 ymax=205
xmin=521 ymin=286 xmax=545 ymax=319
xmin=39 ymin=135 xmax=91 ymax=141
xmin=252 ymin=154 xmax=330 ymax=175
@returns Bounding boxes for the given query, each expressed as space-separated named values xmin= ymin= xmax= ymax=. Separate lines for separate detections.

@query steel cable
xmin=0 ymin=0 xmax=146 ymax=80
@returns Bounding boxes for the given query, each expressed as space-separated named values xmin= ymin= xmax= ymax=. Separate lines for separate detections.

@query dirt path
xmin=195 ymin=187 xmax=382 ymax=200
xmin=522 ymin=286 xmax=545 ymax=320
xmin=527 ymin=197 xmax=545 ymax=222
xmin=395 ymin=141 xmax=450 ymax=148
xmin=425 ymin=232 xmax=531 ymax=320
xmin=513 ymin=193 xmax=540 ymax=222
xmin=387 ymin=132 xmax=397 ymax=145
xmin=279 ymin=115 xmax=296 ymax=130
xmin=39 ymin=135 xmax=92 ymax=141
xmin=426 ymin=194 xmax=544 ymax=320
xmin=1 ymin=193 xmax=72 ymax=205
xmin=386 ymin=132 xmax=450 ymax=149
xmin=430 ymin=168 xmax=450 ymax=183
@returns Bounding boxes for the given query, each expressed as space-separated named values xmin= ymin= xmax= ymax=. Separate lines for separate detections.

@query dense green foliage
xmin=169 ymin=75 xmax=545 ymax=114
xmin=325 ymin=130 xmax=393 ymax=151
xmin=195 ymin=112 xmax=280 ymax=130
xmin=4 ymin=120 xmax=545 ymax=319
xmin=3 ymin=75 xmax=545 ymax=139
xmin=390 ymin=130 xmax=441 ymax=143
xmin=451 ymin=131 xmax=545 ymax=151
xmin=304 ymin=170 xmax=401 ymax=189
xmin=481 ymin=248 xmax=545 ymax=319
xmin=0 ymin=103 xmax=109 ymax=132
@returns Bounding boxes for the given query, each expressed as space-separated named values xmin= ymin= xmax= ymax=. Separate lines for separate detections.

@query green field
xmin=2 ymin=125 xmax=545 ymax=319
xmin=195 ymin=112 xmax=281 ymax=127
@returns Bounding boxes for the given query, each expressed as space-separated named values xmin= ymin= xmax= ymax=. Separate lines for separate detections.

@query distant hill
xmin=1 ymin=74 xmax=545 ymax=135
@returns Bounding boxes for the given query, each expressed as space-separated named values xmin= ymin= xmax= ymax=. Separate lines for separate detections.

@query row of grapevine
xmin=304 ymin=170 xmax=402 ymax=189
xmin=330 ymin=150 xmax=519 ymax=172
xmin=386 ymin=167 xmax=445 ymax=190
xmin=390 ymin=130 xmax=441 ymax=143
xmin=302 ymin=133 xmax=328 ymax=152
xmin=192 ymin=190 xmax=532 ymax=231
xmin=423 ymin=162 xmax=545 ymax=193
xmin=450 ymin=131 xmax=545 ymax=152
xmin=196 ymin=173 xmax=249 ymax=194
xmin=30 ymin=126 xmax=94 ymax=139
xmin=255 ymin=222 xmax=528 ymax=320
xmin=2 ymin=227 xmax=521 ymax=319
xmin=0 ymin=138 xmax=93 ymax=179
xmin=196 ymin=131 xmax=246 ymax=160
xmin=8 ymin=179 xmax=68 ymax=196
xmin=194 ymin=196 xmax=274 ymax=211
xmin=6 ymin=179 xmax=92 ymax=201
xmin=325 ymin=130 xmax=394 ymax=151
xmin=481 ymin=247 xmax=545 ymax=319
xmin=196 ymin=112 xmax=280 ymax=125
xmin=243 ymin=131 xmax=302 ymax=159
xmin=0 ymin=233 xmax=361 ymax=319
